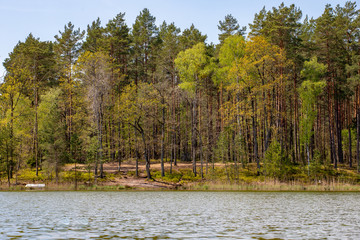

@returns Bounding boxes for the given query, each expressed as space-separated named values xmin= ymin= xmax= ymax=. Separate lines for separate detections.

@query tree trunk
xmin=160 ymin=100 xmax=165 ymax=177
xmin=252 ymin=97 xmax=260 ymax=175
xmin=98 ymin=99 xmax=104 ymax=178
xmin=357 ymin=86 xmax=360 ymax=173
xmin=198 ymin=90 xmax=203 ymax=179
xmin=335 ymin=97 xmax=344 ymax=164
xmin=9 ymin=96 xmax=14 ymax=180
xmin=134 ymin=119 xmax=151 ymax=180
xmin=348 ymin=101 xmax=352 ymax=168
xmin=134 ymin=125 xmax=139 ymax=177
xmin=34 ymin=84 xmax=39 ymax=176
xmin=294 ymin=72 xmax=299 ymax=163
xmin=197 ymin=128 xmax=204 ymax=179
xmin=306 ymin=143 xmax=310 ymax=177
xmin=208 ymin=93 xmax=214 ymax=170
xmin=141 ymin=131 xmax=151 ymax=180
xmin=6 ymin=144 xmax=10 ymax=187
xmin=328 ymin=82 xmax=337 ymax=168
xmin=135 ymin=149 xmax=140 ymax=178
xmin=74 ymin=162 xmax=77 ymax=190
xmin=192 ymin=90 xmax=198 ymax=177
xmin=117 ymin=122 xmax=122 ymax=171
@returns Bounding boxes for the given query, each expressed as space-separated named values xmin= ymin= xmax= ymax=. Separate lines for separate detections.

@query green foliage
xmin=347 ymin=55 xmax=360 ymax=87
xmin=234 ymin=133 xmax=247 ymax=168
xmin=82 ymin=18 xmax=105 ymax=53
xmin=17 ymin=169 xmax=45 ymax=182
xmin=179 ymin=24 xmax=207 ymax=50
xmin=299 ymin=76 xmax=326 ymax=144
xmin=263 ymin=140 xmax=293 ymax=180
xmin=249 ymin=2 xmax=302 ymax=54
xmin=299 ymin=57 xmax=326 ymax=168
xmin=342 ymin=128 xmax=356 ymax=154
xmin=299 ymin=58 xmax=326 ymax=138
xmin=179 ymin=169 xmax=201 ymax=181
xmin=308 ymin=151 xmax=322 ymax=180
xmin=132 ymin=8 xmax=160 ymax=83
xmin=60 ymin=171 xmax=94 ymax=183
xmin=301 ymin=56 xmax=327 ymax=81
xmin=218 ymin=14 xmax=246 ymax=43
xmin=175 ymin=42 xmax=209 ymax=92
xmin=39 ymin=88 xmax=67 ymax=164
xmin=85 ymin=136 xmax=99 ymax=164
xmin=152 ymin=169 xmax=201 ymax=183
xmin=54 ymin=22 xmax=84 ymax=66
xmin=216 ymin=35 xmax=246 ymax=87
xmin=219 ymin=35 xmax=246 ymax=67
xmin=214 ymin=131 xmax=229 ymax=162
xmin=152 ymin=170 xmax=182 ymax=183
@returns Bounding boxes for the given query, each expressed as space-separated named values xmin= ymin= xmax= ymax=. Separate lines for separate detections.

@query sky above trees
xmin=0 ymin=0 xmax=346 ymax=77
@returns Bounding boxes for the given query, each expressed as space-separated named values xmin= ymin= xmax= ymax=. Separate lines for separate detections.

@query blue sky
xmin=0 ymin=0 xmax=351 ymax=77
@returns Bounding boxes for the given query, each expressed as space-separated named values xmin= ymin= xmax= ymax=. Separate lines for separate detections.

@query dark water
xmin=1 ymin=191 xmax=360 ymax=239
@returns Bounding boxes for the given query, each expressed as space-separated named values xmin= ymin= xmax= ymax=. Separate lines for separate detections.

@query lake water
xmin=1 ymin=191 xmax=360 ymax=239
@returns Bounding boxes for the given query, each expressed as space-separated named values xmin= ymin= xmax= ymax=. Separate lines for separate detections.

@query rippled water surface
xmin=1 ymin=191 xmax=360 ymax=239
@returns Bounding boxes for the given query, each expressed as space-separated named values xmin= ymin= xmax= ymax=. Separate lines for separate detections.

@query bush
xmin=151 ymin=169 xmax=201 ymax=183
xmin=179 ymin=169 xmax=201 ymax=181
xmin=263 ymin=140 xmax=294 ymax=181
xmin=60 ymin=171 xmax=93 ymax=182
xmin=308 ymin=150 xmax=322 ymax=180
xmin=17 ymin=169 xmax=45 ymax=181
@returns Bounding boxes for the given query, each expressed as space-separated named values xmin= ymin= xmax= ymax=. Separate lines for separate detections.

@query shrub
xmin=17 ymin=169 xmax=45 ymax=182
xmin=151 ymin=169 xmax=201 ymax=183
xmin=263 ymin=140 xmax=294 ymax=181
xmin=60 ymin=171 xmax=93 ymax=182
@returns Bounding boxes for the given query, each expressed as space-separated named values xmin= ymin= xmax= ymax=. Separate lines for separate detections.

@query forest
xmin=1 ymin=2 xmax=360 ymax=188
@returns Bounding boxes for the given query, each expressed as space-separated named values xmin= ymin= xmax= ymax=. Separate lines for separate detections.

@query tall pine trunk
xmin=335 ymin=95 xmax=344 ymax=164
xmin=160 ymin=98 xmax=165 ymax=177
xmin=357 ymin=86 xmax=360 ymax=173
xmin=252 ymin=97 xmax=260 ymax=175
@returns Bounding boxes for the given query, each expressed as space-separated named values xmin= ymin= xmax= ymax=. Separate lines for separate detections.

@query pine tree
xmin=179 ymin=24 xmax=207 ymax=50
xmin=218 ymin=14 xmax=246 ymax=43
xmin=104 ymin=13 xmax=131 ymax=164
xmin=54 ymin=22 xmax=85 ymax=163
xmin=249 ymin=3 xmax=303 ymax=163
xmin=82 ymin=18 xmax=105 ymax=53
xmin=132 ymin=8 xmax=160 ymax=85
xmin=157 ymin=21 xmax=181 ymax=175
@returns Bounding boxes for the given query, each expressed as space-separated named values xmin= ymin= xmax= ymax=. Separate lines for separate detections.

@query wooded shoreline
xmin=1 ymin=161 xmax=360 ymax=191
xmin=2 ymin=2 xmax=360 ymax=187
xmin=2 ymin=183 xmax=360 ymax=192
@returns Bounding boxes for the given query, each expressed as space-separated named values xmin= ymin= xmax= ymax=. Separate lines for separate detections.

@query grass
xmin=151 ymin=168 xmax=202 ymax=184
xmin=181 ymin=180 xmax=360 ymax=192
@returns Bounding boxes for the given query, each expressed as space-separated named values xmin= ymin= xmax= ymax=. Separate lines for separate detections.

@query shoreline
xmin=2 ymin=181 xmax=360 ymax=192
xmin=2 ymin=161 xmax=360 ymax=192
